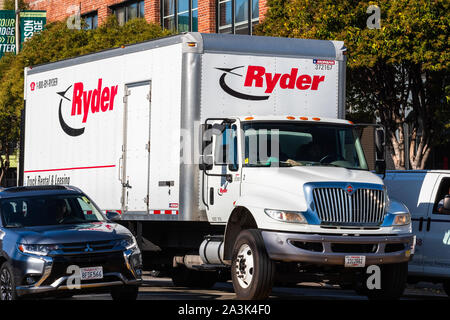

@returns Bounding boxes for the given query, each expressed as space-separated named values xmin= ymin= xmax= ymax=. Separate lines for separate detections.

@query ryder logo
xmin=58 ymin=79 xmax=119 ymax=137
xmin=216 ymin=66 xmax=326 ymax=101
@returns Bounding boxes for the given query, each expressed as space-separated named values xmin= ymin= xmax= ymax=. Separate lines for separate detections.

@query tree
xmin=256 ymin=0 xmax=449 ymax=169
xmin=0 ymin=16 xmax=172 ymax=186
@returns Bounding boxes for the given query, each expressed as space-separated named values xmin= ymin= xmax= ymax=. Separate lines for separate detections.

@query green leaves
xmin=258 ymin=0 xmax=449 ymax=169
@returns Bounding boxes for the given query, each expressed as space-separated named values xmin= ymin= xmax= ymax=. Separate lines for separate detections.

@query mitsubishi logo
xmin=84 ymin=244 xmax=94 ymax=252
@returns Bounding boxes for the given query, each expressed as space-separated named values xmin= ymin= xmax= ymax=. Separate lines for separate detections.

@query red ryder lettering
xmin=71 ymin=79 xmax=119 ymax=123
xmin=244 ymin=66 xmax=326 ymax=93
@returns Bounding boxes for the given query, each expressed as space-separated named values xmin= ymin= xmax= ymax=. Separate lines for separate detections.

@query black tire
xmin=0 ymin=262 xmax=18 ymax=301
xmin=231 ymin=229 xmax=275 ymax=300
xmin=171 ymin=266 xmax=218 ymax=289
xmin=110 ymin=285 xmax=139 ymax=301
xmin=443 ymin=280 xmax=450 ymax=298
xmin=365 ymin=263 xmax=408 ymax=300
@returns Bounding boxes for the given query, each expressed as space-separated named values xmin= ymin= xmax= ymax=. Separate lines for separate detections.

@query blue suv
xmin=0 ymin=186 xmax=142 ymax=300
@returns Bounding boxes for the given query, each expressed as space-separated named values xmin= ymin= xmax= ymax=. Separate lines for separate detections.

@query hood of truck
xmin=241 ymin=166 xmax=383 ymax=210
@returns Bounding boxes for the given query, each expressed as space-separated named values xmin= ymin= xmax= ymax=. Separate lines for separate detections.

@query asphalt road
xmin=67 ymin=275 xmax=449 ymax=300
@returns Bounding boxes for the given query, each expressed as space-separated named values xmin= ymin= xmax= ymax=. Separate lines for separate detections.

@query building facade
xmin=24 ymin=0 xmax=268 ymax=34
xmin=0 ymin=0 xmax=4 ymax=9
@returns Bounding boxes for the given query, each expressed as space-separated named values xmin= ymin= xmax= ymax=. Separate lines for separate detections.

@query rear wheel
xmin=110 ymin=285 xmax=139 ymax=301
xmin=365 ymin=263 xmax=408 ymax=300
xmin=231 ymin=229 xmax=275 ymax=300
xmin=0 ymin=262 xmax=18 ymax=301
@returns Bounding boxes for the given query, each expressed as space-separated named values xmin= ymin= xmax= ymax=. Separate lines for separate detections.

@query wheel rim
xmin=235 ymin=244 xmax=254 ymax=289
xmin=0 ymin=268 xmax=13 ymax=301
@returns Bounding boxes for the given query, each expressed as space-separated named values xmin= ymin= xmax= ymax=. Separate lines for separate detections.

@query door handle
xmin=426 ymin=217 xmax=431 ymax=232
xmin=118 ymin=157 xmax=123 ymax=182
xmin=209 ymin=187 xmax=214 ymax=205
xmin=418 ymin=217 xmax=424 ymax=232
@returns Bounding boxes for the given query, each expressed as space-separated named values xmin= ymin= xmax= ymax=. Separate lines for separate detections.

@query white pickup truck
xmin=384 ymin=170 xmax=450 ymax=297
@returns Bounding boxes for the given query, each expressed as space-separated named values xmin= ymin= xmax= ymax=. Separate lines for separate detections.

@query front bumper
xmin=13 ymin=248 xmax=142 ymax=297
xmin=262 ymin=231 xmax=415 ymax=266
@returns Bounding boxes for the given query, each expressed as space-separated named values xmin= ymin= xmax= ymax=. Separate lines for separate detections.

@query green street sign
xmin=0 ymin=10 xmax=16 ymax=58
xmin=20 ymin=10 xmax=46 ymax=48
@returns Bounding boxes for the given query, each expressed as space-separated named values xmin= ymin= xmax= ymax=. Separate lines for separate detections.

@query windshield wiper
xmin=5 ymin=223 xmax=23 ymax=228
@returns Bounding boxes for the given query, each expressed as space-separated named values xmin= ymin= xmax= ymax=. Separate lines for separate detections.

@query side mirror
xmin=199 ymin=155 xmax=213 ymax=171
xmin=375 ymin=160 xmax=386 ymax=176
xmin=106 ymin=211 xmax=121 ymax=221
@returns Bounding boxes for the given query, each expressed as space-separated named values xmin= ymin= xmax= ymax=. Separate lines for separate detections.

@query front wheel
xmin=231 ymin=229 xmax=275 ymax=300
xmin=365 ymin=262 xmax=408 ymax=300
xmin=0 ymin=262 xmax=18 ymax=301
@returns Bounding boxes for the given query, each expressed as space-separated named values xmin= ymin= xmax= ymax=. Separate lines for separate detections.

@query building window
xmin=161 ymin=0 xmax=198 ymax=32
xmin=112 ymin=0 xmax=145 ymax=26
xmin=218 ymin=0 xmax=259 ymax=34
xmin=82 ymin=11 xmax=98 ymax=30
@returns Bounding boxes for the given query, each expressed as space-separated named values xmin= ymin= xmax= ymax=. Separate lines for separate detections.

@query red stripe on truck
xmin=24 ymin=165 xmax=116 ymax=173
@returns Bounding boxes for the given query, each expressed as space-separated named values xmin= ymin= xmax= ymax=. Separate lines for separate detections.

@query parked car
xmin=0 ymin=185 xmax=142 ymax=300
xmin=384 ymin=170 xmax=450 ymax=297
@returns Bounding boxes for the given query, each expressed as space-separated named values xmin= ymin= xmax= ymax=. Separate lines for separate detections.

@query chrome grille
xmin=312 ymin=187 xmax=386 ymax=224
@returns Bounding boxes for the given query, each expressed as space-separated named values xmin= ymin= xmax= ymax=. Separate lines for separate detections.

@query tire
xmin=365 ymin=262 xmax=408 ymax=300
xmin=231 ymin=229 xmax=275 ymax=300
xmin=110 ymin=285 xmax=139 ymax=301
xmin=171 ymin=266 xmax=218 ymax=289
xmin=0 ymin=262 xmax=19 ymax=301
xmin=443 ymin=280 xmax=450 ymax=298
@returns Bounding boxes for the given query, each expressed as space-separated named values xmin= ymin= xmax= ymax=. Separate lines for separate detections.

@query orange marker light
xmin=348 ymin=120 xmax=354 ymax=125
xmin=245 ymin=117 xmax=254 ymax=121
xmin=286 ymin=116 xmax=296 ymax=120
xmin=300 ymin=117 xmax=309 ymax=120
xmin=312 ymin=117 xmax=321 ymax=121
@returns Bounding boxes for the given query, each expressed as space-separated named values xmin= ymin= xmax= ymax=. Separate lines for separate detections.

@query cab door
xmin=422 ymin=175 xmax=450 ymax=277
xmin=203 ymin=120 xmax=242 ymax=224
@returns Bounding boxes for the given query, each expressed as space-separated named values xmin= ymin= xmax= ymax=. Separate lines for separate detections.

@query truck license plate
xmin=81 ymin=266 xmax=103 ymax=280
xmin=345 ymin=256 xmax=366 ymax=268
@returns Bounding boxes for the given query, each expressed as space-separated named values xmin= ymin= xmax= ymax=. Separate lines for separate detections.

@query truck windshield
xmin=0 ymin=195 xmax=105 ymax=228
xmin=243 ymin=122 xmax=368 ymax=170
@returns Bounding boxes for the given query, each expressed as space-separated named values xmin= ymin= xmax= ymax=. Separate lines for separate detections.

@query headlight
xmin=120 ymin=236 xmax=137 ymax=249
xmin=392 ymin=213 xmax=411 ymax=226
xmin=264 ymin=209 xmax=307 ymax=224
xmin=18 ymin=244 xmax=58 ymax=256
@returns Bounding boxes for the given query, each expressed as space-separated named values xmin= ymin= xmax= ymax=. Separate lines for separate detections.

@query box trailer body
xmin=22 ymin=33 xmax=415 ymax=300
xmin=384 ymin=170 xmax=450 ymax=296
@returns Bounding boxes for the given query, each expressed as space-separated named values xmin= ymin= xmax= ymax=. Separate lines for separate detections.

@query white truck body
xmin=384 ymin=170 xmax=450 ymax=280
xmin=21 ymin=33 xmax=415 ymax=299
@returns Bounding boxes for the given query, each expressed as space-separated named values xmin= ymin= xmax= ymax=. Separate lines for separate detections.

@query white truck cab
xmin=384 ymin=171 xmax=450 ymax=297
xmin=22 ymin=33 xmax=415 ymax=300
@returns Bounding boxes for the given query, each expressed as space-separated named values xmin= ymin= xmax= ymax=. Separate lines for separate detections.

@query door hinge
xmin=147 ymin=92 xmax=151 ymax=102
xmin=146 ymin=141 xmax=150 ymax=151
xmin=144 ymin=195 xmax=149 ymax=204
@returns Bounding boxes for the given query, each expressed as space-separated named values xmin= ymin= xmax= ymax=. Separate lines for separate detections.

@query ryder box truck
xmin=21 ymin=33 xmax=415 ymax=299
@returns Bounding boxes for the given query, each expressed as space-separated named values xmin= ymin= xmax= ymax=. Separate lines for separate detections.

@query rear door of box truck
xmin=23 ymin=39 xmax=183 ymax=214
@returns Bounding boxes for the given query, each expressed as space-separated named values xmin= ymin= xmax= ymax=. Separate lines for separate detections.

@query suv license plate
xmin=81 ymin=266 xmax=103 ymax=280
xmin=345 ymin=256 xmax=366 ymax=268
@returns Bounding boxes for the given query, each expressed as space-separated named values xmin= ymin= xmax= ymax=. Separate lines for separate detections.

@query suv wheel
xmin=110 ymin=285 xmax=139 ymax=301
xmin=0 ymin=262 xmax=18 ymax=301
